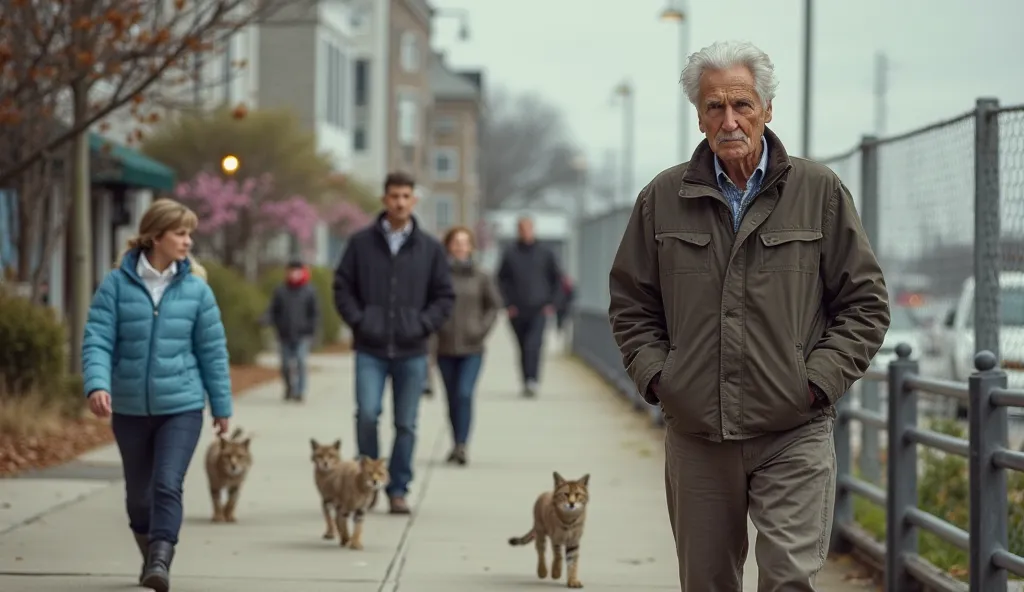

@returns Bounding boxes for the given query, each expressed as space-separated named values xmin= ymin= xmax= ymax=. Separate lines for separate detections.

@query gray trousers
xmin=664 ymin=415 xmax=836 ymax=592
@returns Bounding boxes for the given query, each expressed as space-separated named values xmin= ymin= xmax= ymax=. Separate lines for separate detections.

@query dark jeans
xmin=436 ymin=354 xmax=484 ymax=446
xmin=510 ymin=313 xmax=547 ymax=384
xmin=111 ymin=410 xmax=203 ymax=545
xmin=354 ymin=351 xmax=428 ymax=498
xmin=280 ymin=337 xmax=311 ymax=398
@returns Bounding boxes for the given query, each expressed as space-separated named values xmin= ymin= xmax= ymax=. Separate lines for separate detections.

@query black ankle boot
xmin=141 ymin=540 xmax=174 ymax=592
xmin=132 ymin=533 xmax=148 ymax=584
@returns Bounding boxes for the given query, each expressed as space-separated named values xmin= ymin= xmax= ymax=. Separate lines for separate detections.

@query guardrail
xmin=834 ymin=344 xmax=1024 ymax=591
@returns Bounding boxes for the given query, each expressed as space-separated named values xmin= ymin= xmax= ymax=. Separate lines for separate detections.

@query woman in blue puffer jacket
xmin=82 ymin=198 xmax=232 ymax=592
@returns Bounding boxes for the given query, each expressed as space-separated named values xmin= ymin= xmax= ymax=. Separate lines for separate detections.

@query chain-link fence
xmin=570 ymin=97 xmax=1024 ymax=586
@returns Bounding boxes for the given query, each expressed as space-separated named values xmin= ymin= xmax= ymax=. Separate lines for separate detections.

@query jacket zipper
xmin=125 ymin=267 xmax=183 ymax=415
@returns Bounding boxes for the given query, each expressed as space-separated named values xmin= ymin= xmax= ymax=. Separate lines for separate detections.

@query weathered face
xmin=310 ymin=438 xmax=342 ymax=472
xmin=358 ymin=456 xmax=390 ymax=491
xmin=217 ymin=437 xmax=252 ymax=477
xmin=381 ymin=183 xmax=417 ymax=225
xmin=153 ymin=226 xmax=193 ymax=262
xmin=696 ymin=65 xmax=773 ymax=164
xmin=552 ymin=472 xmax=590 ymax=514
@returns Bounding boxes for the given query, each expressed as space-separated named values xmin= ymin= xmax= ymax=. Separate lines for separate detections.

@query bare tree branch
xmin=480 ymin=87 xmax=581 ymax=208
xmin=0 ymin=0 xmax=311 ymax=186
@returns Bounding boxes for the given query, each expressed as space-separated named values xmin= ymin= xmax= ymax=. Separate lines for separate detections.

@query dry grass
xmin=0 ymin=390 xmax=73 ymax=439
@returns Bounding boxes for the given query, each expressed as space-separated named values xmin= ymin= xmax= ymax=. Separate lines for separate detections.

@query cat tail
xmin=508 ymin=528 xmax=536 ymax=546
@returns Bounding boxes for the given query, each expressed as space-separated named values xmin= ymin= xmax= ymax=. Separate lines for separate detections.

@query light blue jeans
xmin=280 ymin=338 xmax=311 ymax=399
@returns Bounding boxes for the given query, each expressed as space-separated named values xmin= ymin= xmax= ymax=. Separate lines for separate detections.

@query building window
xmin=434 ymin=195 xmax=454 ymax=230
xmin=397 ymin=92 xmax=418 ymax=146
xmin=354 ymin=59 xmax=369 ymax=107
xmin=400 ymin=31 xmax=419 ymax=72
xmin=433 ymin=147 xmax=460 ymax=182
xmin=354 ymin=127 xmax=367 ymax=151
xmin=433 ymin=115 xmax=457 ymax=136
xmin=322 ymin=38 xmax=348 ymax=129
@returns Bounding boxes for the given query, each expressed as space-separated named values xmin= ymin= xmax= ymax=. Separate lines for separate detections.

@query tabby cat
xmin=320 ymin=456 xmax=389 ymax=550
xmin=205 ymin=427 xmax=253 ymax=523
xmin=509 ymin=472 xmax=590 ymax=588
xmin=310 ymin=438 xmax=343 ymax=539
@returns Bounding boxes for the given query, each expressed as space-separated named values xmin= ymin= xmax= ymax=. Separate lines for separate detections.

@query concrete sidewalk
xmin=0 ymin=320 xmax=871 ymax=591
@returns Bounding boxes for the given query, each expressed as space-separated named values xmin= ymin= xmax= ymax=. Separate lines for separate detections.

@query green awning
xmin=89 ymin=133 xmax=176 ymax=191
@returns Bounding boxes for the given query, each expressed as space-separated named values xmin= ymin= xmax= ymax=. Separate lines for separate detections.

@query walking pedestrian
xmin=496 ymin=217 xmax=563 ymax=397
xmin=607 ymin=40 xmax=890 ymax=591
xmin=332 ymin=171 xmax=454 ymax=514
xmin=266 ymin=258 xmax=320 ymax=402
xmin=82 ymin=198 xmax=233 ymax=592
xmin=434 ymin=226 xmax=503 ymax=466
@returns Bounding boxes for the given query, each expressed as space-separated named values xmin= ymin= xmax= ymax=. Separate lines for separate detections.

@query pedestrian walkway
xmin=0 ymin=320 xmax=872 ymax=590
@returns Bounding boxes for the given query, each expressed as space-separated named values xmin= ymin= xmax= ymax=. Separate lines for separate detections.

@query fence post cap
xmin=974 ymin=350 xmax=998 ymax=372
xmin=895 ymin=342 xmax=913 ymax=359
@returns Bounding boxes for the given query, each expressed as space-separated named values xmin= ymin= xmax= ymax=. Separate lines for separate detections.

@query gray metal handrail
xmin=833 ymin=343 xmax=1024 ymax=591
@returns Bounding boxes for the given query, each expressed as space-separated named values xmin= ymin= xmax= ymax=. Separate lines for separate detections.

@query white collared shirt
xmin=137 ymin=253 xmax=177 ymax=306
xmin=381 ymin=218 xmax=413 ymax=256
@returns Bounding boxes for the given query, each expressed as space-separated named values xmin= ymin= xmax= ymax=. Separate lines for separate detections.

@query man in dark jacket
xmin=267 ymin=258 xmax=320 ymax=402
xmin=497 ymin=217 xmax=563 ymax=397
xmin=332 ymin=171 xmax=455 ymax=515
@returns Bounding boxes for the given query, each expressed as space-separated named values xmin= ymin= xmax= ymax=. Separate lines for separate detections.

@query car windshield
xmin=1002 ymin=288 xmax=1024 ymax=326
xmin=889 ymin=306 xmax=918 ymax=332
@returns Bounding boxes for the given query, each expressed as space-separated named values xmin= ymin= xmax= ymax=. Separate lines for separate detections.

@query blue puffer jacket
xmin=81 ymin=250 xmax=233 ymax=418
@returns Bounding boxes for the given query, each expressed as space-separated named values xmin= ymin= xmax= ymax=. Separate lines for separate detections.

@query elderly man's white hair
xmin=680 ymin=41 xmax=779 ymax=110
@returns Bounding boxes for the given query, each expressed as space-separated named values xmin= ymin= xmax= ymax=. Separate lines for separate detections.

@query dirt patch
xmin=0 ymin=364 xmax=280 ymax=478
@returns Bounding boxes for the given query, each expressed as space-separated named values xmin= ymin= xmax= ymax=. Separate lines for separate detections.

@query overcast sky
xmin=431 ymin=0 xmax=1024 ymax=202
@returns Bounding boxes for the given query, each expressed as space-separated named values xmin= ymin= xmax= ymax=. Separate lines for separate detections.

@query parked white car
xmin=871 ymin=305 xmax=926 ymax=370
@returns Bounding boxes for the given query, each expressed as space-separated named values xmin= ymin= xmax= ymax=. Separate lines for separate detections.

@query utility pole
xmin=873 ymin=51 xmax=889 ymax=136
xmin=800 ymin=0 xmax=813 ymax=157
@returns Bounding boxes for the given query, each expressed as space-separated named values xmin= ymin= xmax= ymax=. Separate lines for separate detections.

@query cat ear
xmin=241 ymin=438 xmax=251 ymax=450
xmin=553 ymin=471 xmax=566 ymax=487
xmin=578 ymin=474 xmax=590 ymax=487
xmin=332 ymin=439 xmax=341 ymax=451
xmin=310 ymin=438 xmax=319 ymax=451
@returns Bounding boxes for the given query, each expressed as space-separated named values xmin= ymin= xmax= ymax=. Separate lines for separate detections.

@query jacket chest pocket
xmin=759 ymin=229 xmax=822 ymax=274
xmin=655 ymin=231 xmax=712 ymax=276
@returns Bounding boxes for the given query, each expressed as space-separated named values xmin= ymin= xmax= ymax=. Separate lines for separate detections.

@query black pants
xmin=511 ymin=312 xmax=547 ymax=384
xmin=112 ymin=410 xmax=203 ymax=545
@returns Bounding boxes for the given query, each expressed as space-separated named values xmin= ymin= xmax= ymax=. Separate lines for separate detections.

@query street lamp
xmin=221 ymin=155 xmax=240 ymax=175
xmin=612 ymin=81 xmax=635 ymax=206
xmin=434 ymin=7 xmax=471 ymax=42
xmin=658 ymin=1 xmax=689 ymax=162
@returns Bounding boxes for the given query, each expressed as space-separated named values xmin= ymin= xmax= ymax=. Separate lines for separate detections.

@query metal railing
xmin=834 ymin=344 xmax=1024 ymax=591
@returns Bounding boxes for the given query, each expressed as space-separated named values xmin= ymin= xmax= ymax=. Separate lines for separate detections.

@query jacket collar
xmin=374 ymin=212 xmax=421 ymax=241
xmin=679 ymin=127 xmax=793 ymax=198
xmin=120 ymin=248 xmax=191 ymax=282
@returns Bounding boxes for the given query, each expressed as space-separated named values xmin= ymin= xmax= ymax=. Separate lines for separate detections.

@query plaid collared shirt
xmin=381 ymin=218 xmax=413 ymax=255
xmin=714 ymin=136 xmax=769 ymax=232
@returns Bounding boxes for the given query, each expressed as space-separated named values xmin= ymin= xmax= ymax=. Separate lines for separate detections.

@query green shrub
xmin=204 ymin=261 xmax=268 ymax=365
xmin=0 ymin=293 xmax=67 ymax=397
xmin=852 ymin=418 xmax=1024 ymax=581
xmin=258 ymin=265 xmax=343 ymax=350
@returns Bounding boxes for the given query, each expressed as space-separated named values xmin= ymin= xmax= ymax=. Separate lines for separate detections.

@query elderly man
xmin=608 ymin=41 xmax=890 ymax=591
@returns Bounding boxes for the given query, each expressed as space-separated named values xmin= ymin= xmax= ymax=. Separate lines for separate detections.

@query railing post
xmin=859 ymin=135 xmax=882 ymax=485
xmin=974 ymin=98 xmax=1001 ymax=359
xmin=831 ymin=390 xmax=853 ymax=554
xmin=969 ymin=350 xmax=1009 ymax=592
xmin=886 ymin=343 xmax=920 ymax=592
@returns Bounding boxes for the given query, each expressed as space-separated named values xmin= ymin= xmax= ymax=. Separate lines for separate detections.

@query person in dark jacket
xmin=83 ymin=198 xmax=232 ymax=591
xmin=266 ymin=258 xmax=320 ymax=402
xmin=496 ymin=217 xmax=563 ymax=397
xmin=435 ymin=226 xmax=503 ymax=466
xmin=332 ymin=171 xmax=455 ymax=515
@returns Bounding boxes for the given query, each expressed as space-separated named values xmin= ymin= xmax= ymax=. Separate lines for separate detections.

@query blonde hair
xmin=116 ymin=198 xmax=205 ymax=280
